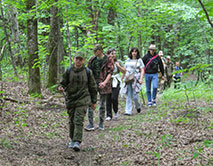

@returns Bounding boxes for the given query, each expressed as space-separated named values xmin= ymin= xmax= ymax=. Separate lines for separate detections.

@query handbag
xmin=125 ymin=73 xmax=135 ymax=84
xmin=125 ymin=60 xmax=138 ymax=84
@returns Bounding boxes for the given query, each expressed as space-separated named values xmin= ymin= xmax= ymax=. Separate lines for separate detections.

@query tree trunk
xmin=0 ymin=1 xmax=17 ymax=76
xmin=86 ymin=0 xmax=105 ymax=42
xmin=57 ymin=34 xmax=65 ymax=81
xmin=137 ymin=0 xmax=142 ymax=54
xmin=26 ymin=0 xmax=41 ymax=95
xmin=107 ymin=6 xmax=117 ymax=26
xmin=117 ymin=21 xmax=124 ymax=60
xmin=8 ymin=6 xmax=22 ymax=67
xmin=47 ymin=0 xmax=60 ymax=88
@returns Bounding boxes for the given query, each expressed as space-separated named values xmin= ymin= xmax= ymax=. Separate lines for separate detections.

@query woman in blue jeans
xmin=123 ymin=47 xmax=144 ymax=115
xmin=142 ymin=44 xmax=165 ymax=107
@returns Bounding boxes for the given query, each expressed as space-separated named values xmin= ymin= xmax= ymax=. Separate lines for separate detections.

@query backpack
xmin=66 ymin=67 xmax=90 ymax=84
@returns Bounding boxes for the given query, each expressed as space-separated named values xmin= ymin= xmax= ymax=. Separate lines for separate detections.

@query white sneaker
xmin=105 ymin=117 xmax=111 ymax=121
xmin=114 ymin=113 xmax=118 ymax=119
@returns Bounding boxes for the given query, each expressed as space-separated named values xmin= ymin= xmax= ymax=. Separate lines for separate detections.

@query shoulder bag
xmin=125 ymin=60 xmax=138 ymax=84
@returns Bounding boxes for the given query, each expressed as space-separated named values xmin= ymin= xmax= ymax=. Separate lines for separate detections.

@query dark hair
xmin=106 ymin=48 xmax=115 ymax=55
xmin=129 ymin=47 xmax=140 ymax=59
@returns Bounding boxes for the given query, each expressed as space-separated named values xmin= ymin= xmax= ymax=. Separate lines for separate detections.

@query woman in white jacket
xmin=105 ymin=48 xmax=126 ymax=120
xmin=123 ymin=47 xmax=144 ymax=115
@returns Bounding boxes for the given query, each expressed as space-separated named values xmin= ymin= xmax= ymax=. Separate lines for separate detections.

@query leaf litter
xmin=0 ymin=81 xmax=212 ymax=166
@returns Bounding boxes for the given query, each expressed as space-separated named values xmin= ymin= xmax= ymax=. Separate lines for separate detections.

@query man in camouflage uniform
xmin=58 ymin=52 xmax=97 ymax=151
xmin=85 ymin=44 xmax=114 ymax=131
xmin=158 ymin=50 xmax=166 ymax=93
xmin=165 ymin=56 xmax=174 ymax=88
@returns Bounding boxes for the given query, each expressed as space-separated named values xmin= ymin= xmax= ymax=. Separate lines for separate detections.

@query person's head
xmin=159 ymin=50 xmax=163 ymax=57
xmin=149 ymin=44 xmax=157 ymax=55
xmin=93 ymin=44 xmax=103 ymax=57
xmin=129 ymin=47 xmax=140 ymax=59
xmin=176 ymin=61 xmax=180 ymax=67
xmin=74 ymin=52 xmax=85 ymax=68
xmin=166 ymin=56 xmax=171 ymax=62
xmin=109 ymin=48 xmax=116 ymax=60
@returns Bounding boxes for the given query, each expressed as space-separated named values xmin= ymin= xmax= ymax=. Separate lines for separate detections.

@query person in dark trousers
xmin=142 ymin=44 xmax=164 ymax=107
xmin=173 ymin=61 xmax=183 ymax=89
xmin=105 ymin=48 xmax=126 ymax=121
xmin=58 ymin=52 xmax=97 ymax=151
xmin=158 ymin=50 xmax=166 ymax=93
xmin=165 ymin=56 xmax=174 ymax=88
xmin=85 ymin=44 xmax=114 ymax=131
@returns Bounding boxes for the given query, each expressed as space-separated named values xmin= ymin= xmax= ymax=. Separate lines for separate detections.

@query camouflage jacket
xmin=165 ymin=62 xmax=174 ymax=77
xmin=88 ymin=55 xmax=114 ymax=94
xmin=60 ymin=65 xmax=97 ymax=109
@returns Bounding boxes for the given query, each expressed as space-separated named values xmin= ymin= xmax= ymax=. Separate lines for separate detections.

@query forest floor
xmin=0 ymin=81 xmax=212 ymax=166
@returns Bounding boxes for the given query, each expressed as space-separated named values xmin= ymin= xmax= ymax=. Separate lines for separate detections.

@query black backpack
xmin=66 ymin=67 xmax=90 ymax=84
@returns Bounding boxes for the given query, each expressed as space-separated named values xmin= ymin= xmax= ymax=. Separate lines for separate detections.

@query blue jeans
xmin=125 ymin=84 xmax=141 ymax=115
xmin=145 ymin=73 xmax=158 ymax=103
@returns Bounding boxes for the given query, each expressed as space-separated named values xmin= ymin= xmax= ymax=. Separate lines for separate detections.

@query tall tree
xmin=47 ymin=0 xmax=60 ymax=87
xmin=0 ymin=0 xmax=17 ymax=76
xmin=26 ymin=0 xmax=41 ymax=95
xmin=8 ymin=6 xmax=22 ymax=67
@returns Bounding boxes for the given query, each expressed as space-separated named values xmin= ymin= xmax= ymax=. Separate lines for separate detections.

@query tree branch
xmin=198 ymin=0 xmax=213 ymax=28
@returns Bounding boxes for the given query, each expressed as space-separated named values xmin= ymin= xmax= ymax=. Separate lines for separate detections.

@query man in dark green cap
xmin=58 ymin=52 xmax=97 ymax=151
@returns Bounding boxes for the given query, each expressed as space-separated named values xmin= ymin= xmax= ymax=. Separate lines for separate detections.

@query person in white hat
xmin=142 ymin=44 xmax=165 ymax=107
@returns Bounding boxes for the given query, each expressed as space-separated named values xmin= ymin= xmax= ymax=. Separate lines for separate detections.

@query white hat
xmin=159 ymin=51 xmax=163 ymax=56
xmin=166 ymin=56 xmax=171 ymax=59
xmin=149 ymin=44 xmax=156 ymax=50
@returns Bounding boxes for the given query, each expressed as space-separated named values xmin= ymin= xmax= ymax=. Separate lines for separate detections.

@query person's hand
xmin=115 ymin=62 xmax=120 ymax=67
xmin=139 ymin=78 xmax=143 ymax=84
xmin=58 ymin=86 xmax=64 ymax=92
xmin=91 ymin=103 xmax=97 ymax=110
xmin=99 ymin=82 xmax=106 ymax=89
xmin=162 ymin=76 xmax=165 ymax=80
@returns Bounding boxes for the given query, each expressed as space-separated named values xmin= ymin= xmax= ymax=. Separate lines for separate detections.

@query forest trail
xmin=0 ymin=81 xmax=212 ymax=166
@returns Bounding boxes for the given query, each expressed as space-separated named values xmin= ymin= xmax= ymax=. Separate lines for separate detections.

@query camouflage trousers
xmin=67 ymin=106 xmax=87 ymax=143
xmin=158 ymin=75 xmax=165 ymax=92
xmin=87 ymin=94 xmax=107 ymax=126
xmin=165 ymin=75 xmax=173 ymax=88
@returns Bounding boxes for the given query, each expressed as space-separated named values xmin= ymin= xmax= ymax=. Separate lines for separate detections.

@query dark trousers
xmin=106 ymin=86 xmax=120 ymax=118
xmin=68 ymin=106 xmax=87 ymax=143
xmin=174 ymin=77 xmax=181 ymax=89
xmin=165 ymin=75 xmax=173 ymax=88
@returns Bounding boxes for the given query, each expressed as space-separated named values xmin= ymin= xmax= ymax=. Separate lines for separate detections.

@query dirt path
xmin=0 ymin=81 xmax=212 ymax=166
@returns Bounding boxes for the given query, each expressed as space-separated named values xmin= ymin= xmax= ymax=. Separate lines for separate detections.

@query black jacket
xmin=142 ymin=51 xmax=164 ymax=76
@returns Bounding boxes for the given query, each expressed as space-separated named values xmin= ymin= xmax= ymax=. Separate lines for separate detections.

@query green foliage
xmin=0 ymin=0 xmax=212 ymax=93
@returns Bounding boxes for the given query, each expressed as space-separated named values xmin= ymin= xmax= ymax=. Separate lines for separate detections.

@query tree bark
xmin=8 ymin=6 xmax=23 ymax=67
xmin=86 ymin=0 xmax=105 ymax=42
xmin=26 ymin=0 xmax=41 ymax=95
xmin=117 ymin=21 xmax=124 ymax=60
xmin=0 ymin=1 xmax=17 ymax=76
xmin=47 ymin=0 xmax=60 ymax=87
xmin=137 ymin=0 xmax=142 ymax=54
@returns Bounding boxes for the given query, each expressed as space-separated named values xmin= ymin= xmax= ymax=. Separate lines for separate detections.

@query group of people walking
xmin=58 ymin=44 xmax=183 ymax=151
